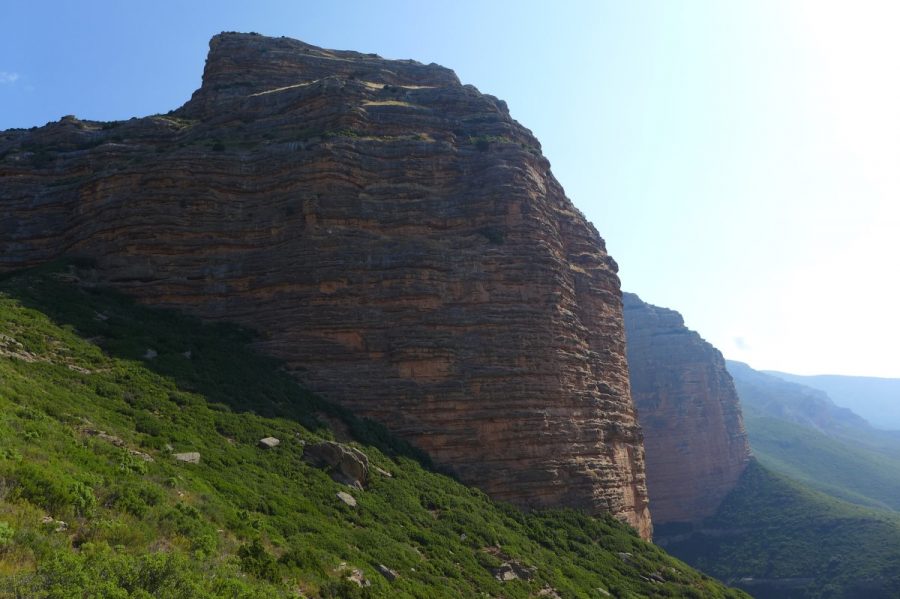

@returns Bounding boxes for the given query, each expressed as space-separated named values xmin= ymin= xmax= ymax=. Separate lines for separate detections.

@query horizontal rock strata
xmin=0 ymin=33 xmax=650 ymax=537
xmin=623 ymin=293 xmax=749 ymax=524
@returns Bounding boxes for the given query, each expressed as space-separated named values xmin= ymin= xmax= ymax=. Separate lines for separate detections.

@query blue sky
xmin=2 ymin=1 xmax=898 ymax=377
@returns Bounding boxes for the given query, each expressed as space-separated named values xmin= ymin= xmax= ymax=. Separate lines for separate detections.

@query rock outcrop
xmin=0 ymin=33 xmax=650 ymax=537
xmin=303 ymin=441 xmax=370 ymax=489
xmin=623 ymin=293 xmax=749 ymax=525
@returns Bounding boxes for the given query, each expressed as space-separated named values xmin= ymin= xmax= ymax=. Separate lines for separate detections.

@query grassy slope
xmin=657 ymin=461 xmax=900 ymax=599
xmin=728 ymin=361 xmax=900 ymax=512
xmin=0 ymin=264 xmax=745 ymax=599
xmin=744 ymin=413 xmax=900 ymax=511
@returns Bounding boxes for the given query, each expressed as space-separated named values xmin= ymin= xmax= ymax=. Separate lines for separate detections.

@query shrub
xmin=278 ymin=545 xmax=328 ymax=577
xmin=71 ymin=480 xmax=98 ymax=516
xmin=320 ymin=578 xmax=373 ymax=599
xmin=118 ymin=450 xmax=149 ymax=476
xmin=0 ymin=521 xmax=13 ymax=549
xmin=134 ymin=413 xmax=163 ymax=437
xmin=108 ymin=483 xmax=163 ymax=517
xmin=237 ymin=538 xmax=280 ymax=582
xmin=12 ymin=464 xmax=96 ymax=516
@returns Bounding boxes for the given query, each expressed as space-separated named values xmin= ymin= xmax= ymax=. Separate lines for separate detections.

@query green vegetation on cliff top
xmin=0 ymin=264 xmax=745 ymax=598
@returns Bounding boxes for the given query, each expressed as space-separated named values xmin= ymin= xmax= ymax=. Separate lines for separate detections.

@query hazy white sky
xmin=2 ymin=1 xmax=898 ymax=376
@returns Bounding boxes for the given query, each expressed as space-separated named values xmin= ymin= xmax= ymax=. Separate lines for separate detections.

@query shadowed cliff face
xmin=0 ymin=33 xmax=651 ymax=537
xmin=623 ymin=293 xmax=749 ymax=525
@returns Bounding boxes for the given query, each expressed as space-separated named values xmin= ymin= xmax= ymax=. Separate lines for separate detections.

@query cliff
xmin=623 ymin=293 xmax=749 ymax=524
xmin=0 ymin=33 xmax=650 ymax=537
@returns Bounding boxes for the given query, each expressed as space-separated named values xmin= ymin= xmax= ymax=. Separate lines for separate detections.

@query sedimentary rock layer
xmin=623 ymin=293 xmax=750 ymax=524
xmin=0 ymin=33 xmax=650 ymax=537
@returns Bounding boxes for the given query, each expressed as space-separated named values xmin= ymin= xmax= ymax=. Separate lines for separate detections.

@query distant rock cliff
xmin=0 ymin=33 xmax=651 ymax=537
xmin=623 ymin=293 xmax=749 ymax=524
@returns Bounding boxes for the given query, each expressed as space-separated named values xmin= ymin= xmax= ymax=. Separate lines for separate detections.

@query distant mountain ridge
xmin=763 ymin=370 xmax=900 ymax=430
xmin=730 ymin=361 xmax=900 ymax=457
xmin=727 ymin=361 xmax=872 ymax=436
xmin=727 ymin=360 xmax=900 ymax=512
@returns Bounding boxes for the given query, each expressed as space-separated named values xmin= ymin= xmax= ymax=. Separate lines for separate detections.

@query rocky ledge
xmin=0 ymin=33 xmax=650 ymax=537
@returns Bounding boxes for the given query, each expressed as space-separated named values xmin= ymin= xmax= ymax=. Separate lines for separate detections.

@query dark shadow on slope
xmin=655 ymin=460 xmax=900 ymax=599
xmin=0 ymin=260 xmax=434 ymax=468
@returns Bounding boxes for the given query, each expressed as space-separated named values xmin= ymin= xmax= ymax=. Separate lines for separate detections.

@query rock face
xmin=622 ymin=293 xmax=749 ymax=525
xmin=303 ymin=441 xmax=370 ymax=489
xmin=0 ymin=33 xmax=650 ymax=537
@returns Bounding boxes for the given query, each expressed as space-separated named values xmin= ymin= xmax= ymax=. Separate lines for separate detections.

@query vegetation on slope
xmin=657 ymin=461 xmax=900 ymax=599
xmin=0 ymin=264 xmax=745 ymax=598
xmin=728 ymin=360 xmax=900 ymax=512
xmin=744 ymin=414 xmax=900 ymax=511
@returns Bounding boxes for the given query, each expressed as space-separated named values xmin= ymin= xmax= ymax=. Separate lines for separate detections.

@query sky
xmin=2 ymin=1 xmax=898 ymax=377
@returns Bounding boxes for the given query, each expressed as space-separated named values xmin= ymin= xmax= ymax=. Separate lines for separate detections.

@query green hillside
xmin=727 ymin=360 xmax=900 ymax=512
xmin=0 ymin=263 xmax=745 ymax=598
xmin=745 ymin=415 xmax=900 ymax=511
xmin=657 ymin=461 xmax=900 ymax=599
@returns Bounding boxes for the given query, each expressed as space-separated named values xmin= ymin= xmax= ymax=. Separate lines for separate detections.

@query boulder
xmin=129 ymin=449 xmax=154 ymax=462
xmin=83 ymin=428 xmax=125 ymax=447
xmin=41 ymin=516 xmax=68 ymax=532
xmin=493 ymin=563 xmax=519 ymax=582
xmin=377 ymin=564 xmax=399 ymax=581
xmin=336 ymin=491 xmax=357 ymax=507
xmin=303 ymin=441 xmax=369 ymax=488
xmin=174 ymin=451 xmax=201 ymax=464
xmin=492 ymin=560 xmax=536 ymax=582
xmin=346 ymin=567 xmax=369 ymax=587
xmin=258 ymin=437 xmax=280 ymax=449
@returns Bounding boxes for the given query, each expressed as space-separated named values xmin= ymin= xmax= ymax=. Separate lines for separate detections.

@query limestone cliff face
xmin=623 ymin=293 xmax=749 ymax=525
xmin=0 ymin=33 xmax=651 ymax=537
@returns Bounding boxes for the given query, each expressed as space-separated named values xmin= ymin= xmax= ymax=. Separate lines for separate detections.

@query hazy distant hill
xmin=727 ymin=361 xmax=868 ymax=434
xmin=764 ymin=370 xmax=900 ymax=430
xmin=727 ymin=360 xmax=900 ymax=511
xmin=742 ymin=415 xmax=900 ymax=511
